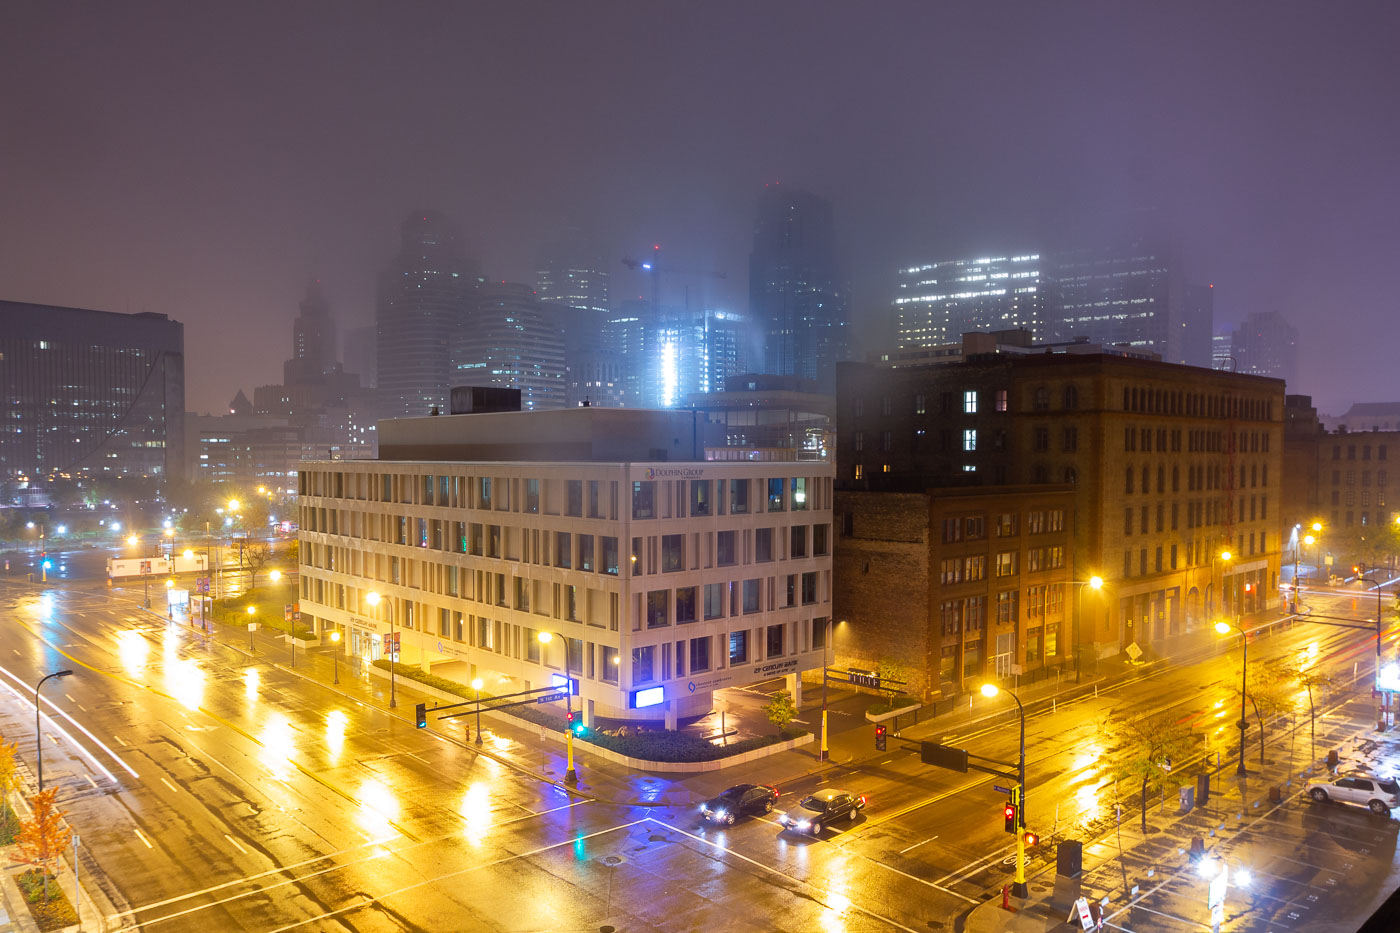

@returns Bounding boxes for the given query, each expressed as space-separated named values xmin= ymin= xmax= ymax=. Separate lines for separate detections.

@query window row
xmin=636 ymin=573 xmax=827 ymax=629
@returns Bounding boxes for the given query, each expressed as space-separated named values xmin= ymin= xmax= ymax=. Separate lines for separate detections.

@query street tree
xmin=1237 ymin=659 xmax=1293 ymax=767
xmin=1284 ymin=657 xmax=1335 ymax=763
xmin=764 ymin=690 xmax=797 ymax=734
xmin=1103 ymin=709 xmax=1198 ymax=833
xmin=243 ymin=542 xmax=273 ymax=591
xmin=17 ymin=788 xmax=72 ymax=903
xmin=0 ymin=735 xmax=19 ymax=842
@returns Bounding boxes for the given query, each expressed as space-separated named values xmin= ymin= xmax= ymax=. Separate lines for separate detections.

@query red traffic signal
xmin=1003 ymin=803 xmax=1017 ymax=833
xmin=1023 ymin=830 xmax=1039 ymax=847
xmin=874 ymin=723 xmax=887 ymax=751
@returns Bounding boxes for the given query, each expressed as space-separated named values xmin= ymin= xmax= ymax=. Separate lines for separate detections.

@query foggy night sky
xmin=2 ymin=2 xmax=1396 ymax=416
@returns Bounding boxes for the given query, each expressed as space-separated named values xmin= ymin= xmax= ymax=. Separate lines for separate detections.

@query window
xmin=566 ymin=480 xmax=583 ymax=516
xmin=964 ymin=555 xmax=986 ymax=581
xmin=814 ymin=523 xmax=829 ymax=555
xmin=1033 ymin=387 xmax=1050 ymax=411
xmin=963 ymin=429 xmax=977 ymax=451
xmin=743 ymin=579 xmax=761 ymax=613
xmin=915 ymin=394 xmax=926 ymax=415
xmin=632 ymin=481 xmax=656 ymax=519
xmin=1048 ymin=510 xmax=1063 ymax=532
xmin=1027 ymin=511 xmax=1045 ymax=534
xmin=647 ymin=590 xmax=670 ymax=628
xmin=717 ymin=530 xmax=737 ymax=566
xmin=661 ymin=534 xmax=683 ymax=572
xmin=689 ymin=637 xmax=711 ymax=673
xmin=1033 ymin=427 xmax=1049 ymax=451
xmin=729 ymin=630 xmax=748 ymax=663
xmin=1062 ymin=427 xmax=1078 ymax=451
xmin=802 ymin=572 xmax=818 ymax=604
xmin=705 ymin=583 xmax=725 ymax=619
xmin=601 ymin=536 xmax=619 ymax=575
xmin=792 ymin=477 xmax=809 ymax=510
xmin=676 ymin=586 xmax=697 ymax=624
xmin=996 ymin=513 xmax=1018 ymax=537
xmin=525 ymin=479 xmax=540 ymax=513
xmin=1063 ymin=385 xmax=1079 ymax=410
xmin=791 ymin=525 xmax=807 ymax=558
xmin=756 ymin=527 xmax=773 ymax=562
xmin=632 ymin=645 xmax=655 ymax=684
xmin=556 ymin=532 xmax=572 ymax=569
xmin=578 ymin=534 xmax=594 ymax=572
xmin=943 ymin=517 xmax=963 ymax=543
xmin=588 ymin=480 xmax=605 ymax=518
xmin=730 ymin=479 xmax=750 ymax=513
xmin=940 ymin=558 xmax=962 ymax=585
xmin=995 ymin=389 xmax=1008 ymax=411
xmin=766 ymin=624 xmax=784 ymax=657
xmin=689 ymin=480 xmax=711 ymax=516
xmin=996 ymin=590 xmax=1018 ymax=623
xmin=995 ymin=551 xmax=1018 ymax=577
xmin=965 ymin=515 xmax=985 ymax=539
xmin=767 ymin=477 xmax=786 ymax=511
xmin=963 ymin=390 xmax=978 ymax=414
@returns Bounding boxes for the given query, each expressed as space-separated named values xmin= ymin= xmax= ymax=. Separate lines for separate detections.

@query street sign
xmin=247 ymin=622 xmax=257 ymax=632
xmin=1071 ymin=896 xmax=1094 ymax=930
xmin=535 ymin=692 xmax=567 ymax=704
xmin=920 ymin=741 xmax=969 ymax=773
xmin=848 ymin=668 xmax=881 ymax=690
xmin=993 ymin=784 xmax=1012 ymax=794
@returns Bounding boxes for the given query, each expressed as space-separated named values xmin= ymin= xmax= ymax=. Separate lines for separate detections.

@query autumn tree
xmin=1104 ymin=709 xmax=1198 ymax=833
xmin=0 ymin=736 xmax=18 ymax=842
xmin=18 ymin=789 xmax=72 ymax=903
xmin=243 ymin=542 xmax=273 ymax=591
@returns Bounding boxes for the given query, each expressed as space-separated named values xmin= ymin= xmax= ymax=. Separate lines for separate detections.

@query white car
xmin=1305 ymin=774 xmax=1400 ymax=815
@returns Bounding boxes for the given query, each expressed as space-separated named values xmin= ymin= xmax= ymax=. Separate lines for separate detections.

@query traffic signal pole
xmin=1013 ymin=786 xmax=1027 ymax=899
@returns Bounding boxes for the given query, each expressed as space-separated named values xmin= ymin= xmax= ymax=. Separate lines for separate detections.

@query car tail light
xmin=859 ymin=795 xmax=867 ymax=806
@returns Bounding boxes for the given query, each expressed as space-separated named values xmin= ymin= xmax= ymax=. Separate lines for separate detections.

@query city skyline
xmin=3 ymin=4 xmax=1397 ymax=417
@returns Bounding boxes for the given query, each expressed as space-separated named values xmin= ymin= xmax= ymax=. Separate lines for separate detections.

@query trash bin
xmin=1179 ymin=785 xmax=1195 ymax=813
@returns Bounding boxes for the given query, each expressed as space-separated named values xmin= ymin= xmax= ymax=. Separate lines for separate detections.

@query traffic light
xmin=1023 ymin=830 xmax=1039 ymax=847
xmin=1004 ymin=802 xmax=1017 ymax=833
xmin=874 ymin=723 xmax=887 ymax=751
xmin=567 ymin=710 xmax=587 ymax=737
xmin=414 ymin=703 xmax=427 ymax=728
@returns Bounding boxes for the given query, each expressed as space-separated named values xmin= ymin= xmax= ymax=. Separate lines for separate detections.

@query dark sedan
xmin=698 ymin=783 xmax=779 ymax=825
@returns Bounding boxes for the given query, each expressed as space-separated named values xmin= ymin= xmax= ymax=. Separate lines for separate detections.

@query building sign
xmin=751 ymin=657 xmax=800 ymax=678
xmin=631 ymin=686 xmax=665 ymax=708
xmin=849 ymin=668 xmax=881 ymax=690
xmin=643 ymin=466 xmax=707 ymax=479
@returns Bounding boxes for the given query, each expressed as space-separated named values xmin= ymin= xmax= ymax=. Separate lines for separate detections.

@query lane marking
xmin=134 ymin=828 xmax=154 ymax=849
xmin=84 ymin=775 xmax=99 ymax=790
xmin=223 ymin=834 xmax=248 ymax=856
xmin=0 ymin=666 xmax=124 ymax=783
xmin=114 ymin=735 xmax=129 ymax=746
xmin=160 ymin=776 xmax=179 ymax=794
xmin=898 ymin=834 xmax=937 ymax=855
xmin=654 ymin=817 xmax=929 ymax=930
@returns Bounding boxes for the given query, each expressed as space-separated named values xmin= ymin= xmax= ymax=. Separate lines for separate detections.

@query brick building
xmin=836 ymin=348 xmax=1285 ymax=665
xmin=833 ymin=485 xmax=1075 ymax=700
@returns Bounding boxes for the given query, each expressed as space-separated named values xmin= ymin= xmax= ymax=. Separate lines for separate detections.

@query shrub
xmin=867 ymin=694 xmax=920 ymax=716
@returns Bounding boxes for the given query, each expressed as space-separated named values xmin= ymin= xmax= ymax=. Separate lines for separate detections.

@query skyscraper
xmin=376 ymin=212 xmax=480 ymax=419
xmin=535 ymin=227 xmax=610 ymax=315
xmin=894 ymin=254 xmax=1046 ymax=348
xmin=284 ymin=280 xmax=338 ymax=386
xmin=749 ymin=185 xmax=849 ymax=389
xmin=455 ymin=283 xmax=566 ymax=411
xmin=1 ymin=300 xmax=184 ymax=483
xmin=1230 ymin=311 xmax=1298 ymax=385
xmin=535 ymin=227 xmax=615 ymax=407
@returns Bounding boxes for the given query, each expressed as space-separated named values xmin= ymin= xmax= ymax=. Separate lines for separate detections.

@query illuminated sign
xmin=631 ymin=686 xmax=665 ymax=708
xmin=551 ymin=673 xmax=578 ymax=695
xmin=1379 ymin=663 xmax=1400 ymax=692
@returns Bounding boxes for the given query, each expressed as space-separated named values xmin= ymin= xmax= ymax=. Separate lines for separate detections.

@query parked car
xmin=1305 ymin=774 xmax=1400 ymax=815
xmin=699 ymin=783 xmax=779 ymax=825
xmin=776 ymin=789 xmax=866 ymax=835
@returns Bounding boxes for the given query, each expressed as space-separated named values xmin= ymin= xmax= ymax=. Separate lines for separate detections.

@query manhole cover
xmin=600 ymin=856 xmax=624 ymax=866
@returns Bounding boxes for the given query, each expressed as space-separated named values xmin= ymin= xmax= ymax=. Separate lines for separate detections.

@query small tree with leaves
xmin=0 ymin=736 xmax=19 ymax=842
xmin=18 ymin=789 xmax=72 ymax=903
xmin=1237 ymin=659 xmax=1293 ymax=768
xmin=764 ymin=690 xmax=797 ymax=734
xmin=1104 ymin=709 xmax=1198 ymax=834
xmin=1284 ymin=659 xmax=1335 ymax=764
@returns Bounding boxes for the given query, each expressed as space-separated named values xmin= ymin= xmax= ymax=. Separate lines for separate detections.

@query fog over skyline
xmin=2 ymin=1 xmax=1396 ymax=415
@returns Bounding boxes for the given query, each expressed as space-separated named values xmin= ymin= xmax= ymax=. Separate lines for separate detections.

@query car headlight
xmin=714 ymin=809 xmax=727 ymax=820
xmin=796 ymin=820 xmax=811 ymax=830
xmin=777 ymin=814 xmax=789 ymax=824
xmin=699 ymin=805 xmax=709 ymax=814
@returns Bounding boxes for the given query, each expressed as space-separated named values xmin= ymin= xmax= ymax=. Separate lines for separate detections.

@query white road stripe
xmin=134 ymin=828 xmax=154 ymax=849
xmin=160 ymin=776 xmax=179 ymax=794
xmin=898 ymin=834 xmax=937 ymax=854
xmin=223 ymin=834 xmax=248 ymax=856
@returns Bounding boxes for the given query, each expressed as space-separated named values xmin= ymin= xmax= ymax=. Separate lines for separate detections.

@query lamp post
xmin=367 ymin=592 xmax=394 ymax=707
xmin=820 ymin=618 xmax=838 ymax=761
xmin=1215 ymin=619 xmax=1249 ymax=777
xmin=35 ymin=670 xmax=74 ymax=792
xmin=538 ymin=631 xmax=578 ymax=784
xmin=330 ymin=629 xmax=341 ymax=684
xmin=1311 ymin=522 xmax=1323 ymax=584
xmin=1291 ymin=525 xmax=1302 ymax=614
xmin=981 ymin=682 xmax=1027 ymax=898
xmin=1072 ymin=576 xmax=1104 ymax=683
xmin=247 ymin=605 xmax=257 ymax=653
xmin=1212 ymin=550 xmax=1233 ymax=618
xmin=471 ymin=677 xmax=484 ymax=745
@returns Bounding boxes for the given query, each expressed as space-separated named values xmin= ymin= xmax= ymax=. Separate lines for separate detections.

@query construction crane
xmin=622 ymin=247 xmax=726 ymax=314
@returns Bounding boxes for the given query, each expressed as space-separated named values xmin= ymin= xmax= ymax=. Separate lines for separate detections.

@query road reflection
xmin=117 ymin=630 xmax=149 ymax=675
xmin=356 ymin=777 xmax=400 ymax=835
xmin=260 ymin=712 xmax=295 ymax=782
xmin=243 ymin=668 xmax=259 ymax=702
xmin=459 ymin=781 xmax=493 ymax=847
xmin=325 ymin=710 xmax=348 ymax=763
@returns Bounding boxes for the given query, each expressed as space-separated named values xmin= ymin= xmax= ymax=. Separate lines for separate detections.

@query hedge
xmin=371 ymin=659 xmax=805 ymax=762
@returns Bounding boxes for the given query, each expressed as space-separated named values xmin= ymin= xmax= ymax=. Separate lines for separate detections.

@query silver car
xmin=1305 ymin=774 xmax=1400 ymax=815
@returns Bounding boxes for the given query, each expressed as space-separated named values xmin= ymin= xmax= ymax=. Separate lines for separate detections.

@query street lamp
xmin=471 ymin=677 xmax=484 ymax=745
xmin=247 ymin=605 xmax=257 ymax=653
xmin=1072 ymin=576 xmax=1104 ymax=683
xmin=368 ymin=591 xmax=394 ymax=708
xmin=35 ymin=670 xmax=74 ymax=792
xmin=330 ymin=629 xmax=341 ymax=684
xmin=981 ymin=682 xmax=1028 ymax=898
xmin=820 ymin=618 xmax=840 ymax=761
xmin=537 ymin=631 xmax=578 ymax=784
xmin=1215 ymin=620 xmax=1249 ymax=777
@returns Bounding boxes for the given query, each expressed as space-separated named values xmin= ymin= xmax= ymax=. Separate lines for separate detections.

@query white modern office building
xmin=297 ymin=405 xmax=834 ymax=726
